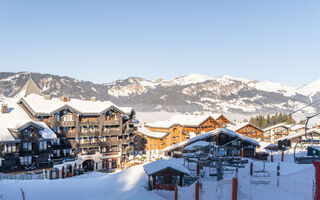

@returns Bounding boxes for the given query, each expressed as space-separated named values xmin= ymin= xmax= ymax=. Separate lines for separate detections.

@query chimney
xmin=91 ymin=97 xmax=96 ymax=101
xmin=1 ymin=104 xmax=8 ymax=113
xmin=60 ymin=96 xmax=70 ymax=102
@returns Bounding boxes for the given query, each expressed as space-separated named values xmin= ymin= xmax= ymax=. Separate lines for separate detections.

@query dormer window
xmin=23 ymin=129 xmax=32 ymax=138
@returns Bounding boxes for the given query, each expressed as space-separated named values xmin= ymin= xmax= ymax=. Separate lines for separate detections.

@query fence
xmin=0 ymin=172 xmax=45 ymax=180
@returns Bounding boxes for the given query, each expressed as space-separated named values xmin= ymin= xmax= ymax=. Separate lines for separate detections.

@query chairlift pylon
xmin=294 ymin=114 xmax=320 ymax=164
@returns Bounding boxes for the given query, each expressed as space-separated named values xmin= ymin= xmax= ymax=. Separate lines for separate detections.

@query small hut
xmin=143 ymin=159 xmax=193 ymax=191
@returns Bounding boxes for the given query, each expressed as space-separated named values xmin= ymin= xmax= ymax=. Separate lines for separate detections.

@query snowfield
xmin=0 ymin=152 xmax=315 ymax=200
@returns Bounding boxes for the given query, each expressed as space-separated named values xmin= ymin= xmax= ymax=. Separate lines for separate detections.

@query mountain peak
xmin=297 ymin=78 xmax=320 ymax=96
xmin=163 ymin=73 xmax=214 ymax=86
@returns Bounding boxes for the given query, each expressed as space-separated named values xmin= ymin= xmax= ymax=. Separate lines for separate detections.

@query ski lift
xmin=251 ymin=161 xmax=271 ymax=185
xmin=294 ymin=114 xmax=320 ymax=164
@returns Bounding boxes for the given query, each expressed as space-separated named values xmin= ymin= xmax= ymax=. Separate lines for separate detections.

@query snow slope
xmin=0 ymin=152 xmax=315 ymax=200
xmin=0 ymin=165 xmax=165 ymax=200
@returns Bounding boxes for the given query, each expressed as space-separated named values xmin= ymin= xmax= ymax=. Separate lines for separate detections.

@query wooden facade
xmin=141 ymin=116 xmax=223 ymax=155
xmin=0 ymin=123 xmax=53 ymax=173
xmin=232 ymin=124 xmax=263 ymax=140
xmin=216 ymin=115 xmax=232 ymax=126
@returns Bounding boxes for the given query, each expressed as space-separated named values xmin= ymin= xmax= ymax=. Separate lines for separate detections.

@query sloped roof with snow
xmin=146 ymin=114 xmax=221 ymax=129
xmin=0 ymin=97 xmax=56 ymax=142
xmin=276 ymin=128 xmax=320 ymax=142
xmin=184 ymin=141 xmax=211 ymax=151
xmin=262 ymin=123 xmax=291 ymax=132
xmin=137 ymin=127 xmax=169 ymax=139
xmin=228 ymin=122 xmax=262 ymax=132
xmin=19 ymin=94 xmax=134 ymax=116
xmin=143 ymin=159 xmax=191 ymax=176
xmin=290 ymin=124 xmax=306 ymax=131
xmin=161 ymin=128 xmax=260 ymax=152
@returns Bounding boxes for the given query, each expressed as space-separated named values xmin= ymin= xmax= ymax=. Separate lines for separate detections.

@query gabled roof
xmin=262 ymin=123 xmax=291 ymax=132
xmin=161 ymin=128 xmax=260 ymax=153
xmin=15 ymin=76 xmax=44 ymax=98
xmin=0 ymin=97 xmax=56 ymax=142
xmin=276 ymin=128 xmax=320 ymax=142
xmin=18 ymin=94 xmax=134 ymax=116
xmin=146 ymin=114 xmax=221 ymax=129
xmin=228 ymin=122 xmax=262 ymax=132
xmin=143 ymin=159 xmax=191 ymax=176
xmin=136 ymin=127 xmax=169 ymax=139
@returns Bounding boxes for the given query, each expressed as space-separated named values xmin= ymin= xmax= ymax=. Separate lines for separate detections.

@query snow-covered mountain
xmin=0 ymin=72 xmax=319 ymax=114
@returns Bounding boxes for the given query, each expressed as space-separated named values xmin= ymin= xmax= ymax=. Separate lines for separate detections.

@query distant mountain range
xmin=0 ymin=71 xmax=320 ymax=114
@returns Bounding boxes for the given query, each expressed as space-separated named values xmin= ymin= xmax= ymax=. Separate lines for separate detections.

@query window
xmin=23 ymin=129 xmax=32 ymax=138
xmin=39 ymin=141 xmax=47 ymax=150
xmin=23 ymin=142 xmax=32 ymax=150
xmin=20 ymin=156 xmax=32 ymax=165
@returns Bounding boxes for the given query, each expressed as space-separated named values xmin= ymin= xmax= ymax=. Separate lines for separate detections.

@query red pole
xmin=313 ymin=161 xmax=320 ymax=200
xmin=281 ymin=151 xmax=284 ymax=162
xmin=232 ymin=177 xmax=238 ymax=200
xmin=195 ymin=181 xmax=199 ymax=200
xmin=241 ymin=148 xmax=244 ymax=158
xmin=271 ymin=155 xmax=274 ymax=163
xmin=175 ymin=185 xmax=178 ymax=200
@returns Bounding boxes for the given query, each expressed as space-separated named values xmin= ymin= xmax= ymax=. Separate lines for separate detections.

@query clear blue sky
xmin=0 ymin=0 xmax=319 ymax=87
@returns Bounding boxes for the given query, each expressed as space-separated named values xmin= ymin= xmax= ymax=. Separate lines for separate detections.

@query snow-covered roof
xmin=162 ymin=128 xmax=260 ymax=152
xmin=143 ymin=159 xmax=191 ymax=176
xmin=19 ymin=94 xmax=134 ymax=116
xmin=228 ymin=122 xmax=261 ymax=132
xmin=0 ymin=97 xmax=56 ymax=142
xmin=184 ymin=141 xmax=211 ymax=151
xmin=146 ymin=114 xmax=221 ymax=128
xmin=290 ymin=124 xmax=306 ymax=131
xmin=137 ymin=127 xmax=169 ymax=139
xmin=276 ymin=128 xmax=320 ymax=142
xmin=262 ymin=123 xmax=291 ymax=132
xmin=258 ymin=141 xmax=277 ymax=149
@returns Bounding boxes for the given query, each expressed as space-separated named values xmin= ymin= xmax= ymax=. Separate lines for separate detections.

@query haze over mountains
xmin=0 ymin=72 xmax=320 ymax=114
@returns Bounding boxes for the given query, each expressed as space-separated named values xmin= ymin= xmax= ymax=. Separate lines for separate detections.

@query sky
xmin=0 ymin=0 xmax=319 ymax=87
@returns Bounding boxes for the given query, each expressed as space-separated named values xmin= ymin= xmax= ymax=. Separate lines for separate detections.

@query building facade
xmin=0 ymin=77 xmax=137 ymax=174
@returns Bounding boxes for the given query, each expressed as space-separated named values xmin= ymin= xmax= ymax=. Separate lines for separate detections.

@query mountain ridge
xmin=0 ymin=71 xmax=319 ymax=114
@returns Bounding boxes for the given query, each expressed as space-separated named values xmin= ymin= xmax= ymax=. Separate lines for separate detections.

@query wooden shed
xmin=143 ymin=159 xmax=193 ymax=191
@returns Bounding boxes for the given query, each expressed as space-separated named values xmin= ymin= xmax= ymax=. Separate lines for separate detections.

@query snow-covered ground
xmin=0 ymin=151 xmax=315 ymax=200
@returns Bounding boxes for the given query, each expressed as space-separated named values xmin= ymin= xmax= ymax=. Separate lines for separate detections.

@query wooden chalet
xmin=228 ymin=123 xmax=264 ymax=140
xmin=0 ymin=99 xmax=56 ymax=173
xmin=143 ymin=159 xmax=193 ymax=191
xmin=138 ymin=114 xmax=229 ymax=159
xmin=161 ymin=128 xmax=260 ymax=158
xmin=262 ymin=123 xmax=291 ymax=142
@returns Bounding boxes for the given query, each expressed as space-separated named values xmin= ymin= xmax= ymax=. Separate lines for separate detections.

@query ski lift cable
xmin=222 ymin=98 xmax=320 ymax=147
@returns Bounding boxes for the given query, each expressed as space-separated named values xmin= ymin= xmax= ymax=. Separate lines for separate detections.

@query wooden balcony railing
xmin=104 ymin=120 xmax=120 ymax=126
xmin=79 ymin=120 xmax=99 ymax=126
xmin=56 ymin=121 xmax=76 ymax=127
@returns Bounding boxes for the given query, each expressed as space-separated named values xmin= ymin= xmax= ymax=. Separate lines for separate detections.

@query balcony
xmin=79 ymin=131 xmax=100 ymax=137
xmin=80 ymin=149 xmax=96 ymax=155
xmin=79 ymin=120 xmax=100 ymax=126
xmin=103 ymin=120 xmax=120 ymax=126
xmin=56 ymin=121 xmax=76 ymax=127
xmin=102 ymin=129 xmax=121 ymax=136
xmin=78 ymin=142 xmax=100 ymax=148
